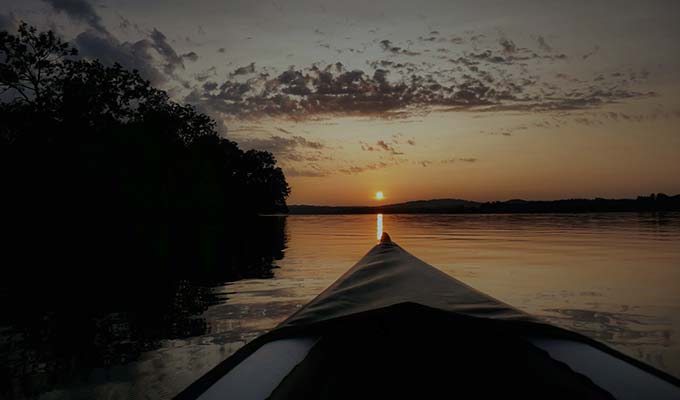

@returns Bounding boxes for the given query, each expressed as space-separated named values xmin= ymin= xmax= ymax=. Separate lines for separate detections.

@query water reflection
xmin=273 ymin=213 xmax=680 ymax=380
xmin=2 ymin=213 xmax=680 ymax=399
xmin=0 ymin=217 xmax=288 ymax=400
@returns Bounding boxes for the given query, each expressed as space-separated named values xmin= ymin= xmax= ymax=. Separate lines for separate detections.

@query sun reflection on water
xmin=377 ymin=213 xmax=383 ymax=241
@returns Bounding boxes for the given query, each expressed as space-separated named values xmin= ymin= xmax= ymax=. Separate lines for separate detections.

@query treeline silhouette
xmin=476 ymin=193 xmax=680 ymax=214
xmin=0 ymin=24 xmax=291 ymax=398
xmin=289 ymin=194 xmax=680 ymax=214
xmin=0 ymin=23 xmax=290 ymax=306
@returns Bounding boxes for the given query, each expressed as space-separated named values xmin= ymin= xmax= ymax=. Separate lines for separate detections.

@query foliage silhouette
xmin=1 ymin=23 xmax=290 ymax=304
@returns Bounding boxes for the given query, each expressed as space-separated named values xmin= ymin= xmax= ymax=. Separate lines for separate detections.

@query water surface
xmin=3 ymin=213 xmax=680 ymax=399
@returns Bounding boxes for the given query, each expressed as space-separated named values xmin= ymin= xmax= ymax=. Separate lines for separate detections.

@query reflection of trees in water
xmin=0 ymin=217 xmax=287 ymax=399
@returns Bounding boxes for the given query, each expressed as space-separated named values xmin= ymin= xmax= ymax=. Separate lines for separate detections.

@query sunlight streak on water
xmin=377 ymin=213 xmax=383 ymax=240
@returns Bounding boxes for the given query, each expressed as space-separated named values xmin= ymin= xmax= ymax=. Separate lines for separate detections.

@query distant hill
xmin=288 ymin=194 xmax=680 ymax=214
xmin=289 ymin=198 xmax=479 ymax=214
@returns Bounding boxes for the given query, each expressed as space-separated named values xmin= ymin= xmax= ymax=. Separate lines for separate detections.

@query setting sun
xmin=375 ymin=191 xmax=384 ymax=200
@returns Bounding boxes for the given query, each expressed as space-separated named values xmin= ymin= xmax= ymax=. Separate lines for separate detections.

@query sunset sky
xmin=2 ymin=0 xmax=679 ymax=205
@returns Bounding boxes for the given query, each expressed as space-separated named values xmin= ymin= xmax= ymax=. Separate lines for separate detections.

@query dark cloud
xmin=73 ymin=31 xmax=166 ymax=85
xmin=407 ymin=139 xmax=416 ymax=146
xmin=466 ymin=50 xmax=508 ymax=64
xmin=182 ymin=51 xmax=199 ymax=62
xmin=582 ymin=45 xmax=600 ymax=60
xmin=359 ymin=141 xmax=377 ymax=151
xmin=482 ymin=124 xmax=527 ymax=137
xmin=285 ymin=166 xmax=328 ymax=177
xmin=73 ymin=26 xmax=189 ymax=86
xmin=188 ymin=62 xmax=509 ymax=119
xmin=359 ymin=140 xmax=404 ymax=155
xmin=376 ymin=140 xmax=403 ymax=155
xmin=536 ymin=36 xmax=553 ymax=52
xmin=231 ymin=62 xmax=256 ymax=76
xmin=235 ymin=134 xmax=326 ymax=164
xmin=379 ymin=39 xmax=420 ymax=56
xmin=441 ymin=157 xmax=478 ymax=164
xmin=40 ymin=0 xmax=188 ymax=86
xmin=149 ymin=28 xmax=184 ymax=75
xmin=499 ymin=38 xmax=517 ymax=54
xmin=42 ymin=0 xmax=108 ymax=34
xmin=188 ymin=57 xmax=653 ymax=119
xmin=195 ymin=66 xmax=217 ymax=82
xmin=217 ymin=47 xmax=226 ymax=53
xmin=202 ymin=81 xmax=218 ymax=91
xmin=184 ymin=32 xmax=652 ymax=120
xmin=339 ymin=162 xmax=390 ymax=175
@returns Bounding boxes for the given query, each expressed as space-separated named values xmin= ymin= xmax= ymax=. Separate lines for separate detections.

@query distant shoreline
xmin=288 ymin=193 xmax=680 ymax=215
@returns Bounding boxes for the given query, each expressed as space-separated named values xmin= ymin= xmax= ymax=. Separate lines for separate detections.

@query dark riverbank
xmin=289 ymin=193 xmax=680 ymax=214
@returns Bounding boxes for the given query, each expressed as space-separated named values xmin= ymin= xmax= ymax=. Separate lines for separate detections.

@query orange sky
xmin=236 ymin=93 xmax=680 ymax=205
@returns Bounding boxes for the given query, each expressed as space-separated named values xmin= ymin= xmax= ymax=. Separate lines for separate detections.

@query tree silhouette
xmin=1 ymin=23 xmax=290 ymax=305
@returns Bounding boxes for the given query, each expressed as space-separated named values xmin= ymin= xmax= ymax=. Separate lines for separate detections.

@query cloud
xmin=231 ymin=62 xmax=256 ymax=76
xmin=183 ymin=32 xmax=653 ymax=121
xmin=149 ymin=28 xmax=185 ymax=75
xmin=285 ymin=166 xmax=329 ymax=177
xmin=182 ymin=51 xmax=199 ymax=62
xmin=536 ymin=36 xmax=553 ymax=52
xmin=188 ymin=57 xmax=653 ymax=119
xmin=499 ymin=38 xmax=517 ymax=54
xmin=407 ymin=139 xmax=416 ymax=146
xmin=40 ymin=0 xmax=189 ymax=86
xmin=441 ymin=158 xmax=478 ymax=164
xmin=73 ymin=26 xmax=191 ymax=86
xmin=202 ymin=81 xmax=218 ymax=91
xmin=195 ymin=66 xmax=217 ymax=82
xmin=359 ymin=141 xmax=377 ymax=151
xmin=375 ymin=140 xmax=403 ymax=155
xmin=73 ymin=31 xmax=167 ymax=85
xmin=235 ymin=134 xmax=326 ymax=164
xmin=466 ymin=50 xmax=508 ymax=64
xmin=188 ymin=62 xmax=506 ymax=119
xmin=482 ymin=125 xmax=527 ymax=137
xmin=360 ymin=140 xmax=404 ymax=155
xmin=42 ymin=0 xmax=108 ymax=34
xmin=339 ymin=162 xmax=390 ymax=175
xmin=379 ymin=39 xmax=420 ymax=56
xmin=582 ymin=45 xmax=600 ymax=60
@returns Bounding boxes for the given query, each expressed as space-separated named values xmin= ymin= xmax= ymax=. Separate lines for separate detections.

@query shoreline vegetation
xmin=289 ymin=193 xmax=680 ymax=214
xmin=1 ymin=24 xmax=290 ymax=306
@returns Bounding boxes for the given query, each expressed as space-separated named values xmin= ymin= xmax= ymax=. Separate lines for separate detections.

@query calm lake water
xmin=3 ymin=213 xmax=680 ymax=399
